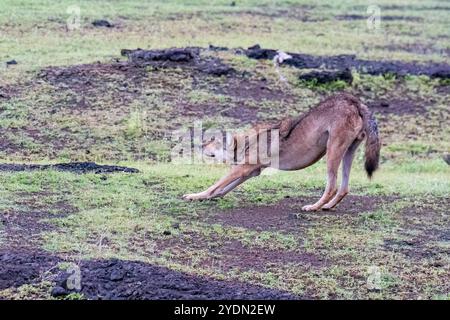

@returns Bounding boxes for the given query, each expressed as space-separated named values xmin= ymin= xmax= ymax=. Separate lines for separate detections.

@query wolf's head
xmin=202 ymin=135 xmax=233 ymax=162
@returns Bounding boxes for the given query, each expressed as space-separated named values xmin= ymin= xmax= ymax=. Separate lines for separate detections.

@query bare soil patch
xmin=244 ymin=44 xmax=450 ymax=79
xmin=210 ymin=195 xmax=390 ymax=233
xmin=367 ymin=98 xmax=427 ymax=115
xmin=0 ymin=249 xmax=298 ymax=299
xmin=0 ymin=162 xmax=139 ymax=174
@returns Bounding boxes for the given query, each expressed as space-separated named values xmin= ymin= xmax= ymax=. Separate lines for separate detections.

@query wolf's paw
xmin=182 ymin=193 xmax=197 ymax=201
xmin=301 ymin=204 xmax=320 ymax=211
xmin=321 ymin=203 xmax=335 ymax=211
xmin=182 ymin=193 xmax=205 ymax=201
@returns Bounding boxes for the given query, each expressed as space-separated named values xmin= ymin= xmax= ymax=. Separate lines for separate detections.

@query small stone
xmin=171 ymin=223 xmax=180 ymax=229
xmin=443 ymin=154 xmax=450 ymax=165
xmin=92 ymin=19 xmax=113 ymax=28
xmin=51 ymin=286 xmax=68 ymax=297
xmin=248 ymin=44 xmax=261 ymax=50
xmin=288 ymin=212 xmax=301 ymax=219
xmin=110 ymin=269 xmax=125 ymax=281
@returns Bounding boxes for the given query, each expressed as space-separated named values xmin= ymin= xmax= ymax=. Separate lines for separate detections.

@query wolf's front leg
xmin=183 ymin=165 xmax=261 ymax=201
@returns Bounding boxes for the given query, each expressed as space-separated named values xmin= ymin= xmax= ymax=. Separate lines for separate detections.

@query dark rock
xmin=200 ymin=64 xmax=234 ymax=76
xmin=92 ymin=19 xmax=113 ymax=28
xmin=244 ymin=45 xmax=450 ymax=79
xmin=246 ymin=44 xmax=278 ymax=60
xmin=299 ymin=68 xmax=353 ymax=84
xmin=110 ymin=269 xmax=125 ymax=281
xmin=208 ymin=45 xmax=229 ymax=51
xmin=121 ymin=47 xmax=234 ymax=76
xmin=248 ymin=44 xmax=261 ymax=50
xmin=0 ymin=162 xmax=139 ymax=174
xmin=163 ymin=230 xmax=172 ymax=236
xmin=443 ymin=154 xmax=450 ymax=165
xmin=125 ymin=48 xmax=199 ymax=64
xmin=6 ymin=60 xmax=17 ymax=66
xmin=51 ymin=286 xmax=68 ymax=297
xmin=2 ymin=250 xmax=299 ymax=299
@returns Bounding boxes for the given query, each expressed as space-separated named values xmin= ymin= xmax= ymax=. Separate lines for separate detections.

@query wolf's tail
xmin=358 ymin=104 xmax=381 ymax=178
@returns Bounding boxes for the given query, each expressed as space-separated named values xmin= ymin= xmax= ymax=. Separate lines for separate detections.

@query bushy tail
xmin=360 ymin=105 xmax=381 ymax=178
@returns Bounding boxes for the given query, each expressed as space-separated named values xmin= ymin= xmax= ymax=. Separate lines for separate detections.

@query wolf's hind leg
xmin=323 ymin=138 xmax=362 ymax=210
xmin=302 ymin=136 xmax=349 ymax=211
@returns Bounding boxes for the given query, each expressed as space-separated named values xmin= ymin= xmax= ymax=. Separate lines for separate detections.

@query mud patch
xmin=367 ymin=98 xmax=425 ymax=115
xmin=1 ymin=209 xmax=57 ymax=248
xmin=38 ymin=62 xmax=149 ymax=100
xmin=0 ymin=84 xmax=21 ymax=100
xmin=0 ymin=249 xmax=59 ymax=291
xmin=384 ymin=197 xmax=450 ymax=260
xmin=210 ymin=195 xmax=389 ymax=233
xmin=299 ymin=69 xmax=353 ymax=84
xmin=92 ymin=19 xmax=113 ymax=28
xmin=0 ymin=249 xmax=298 ymax=299
xmin=211 ymin=77 xmax=293 ymax=102
xmin=155 ymin=230 xmax=325 ymax=274
xmin=122 ymin=47 xmax=235 ymax=76
xmin=1 ymin=191 xmax=77 ymax=249
xmin=244 ymin=45 xmax=450 ymax=78
xmin=0 ymin=162 xmax=139 ymax=174
xmin=208 ymin=240 xmax=324 ymax=272
xmin=77 ymin=258 xmax=298 ymax=299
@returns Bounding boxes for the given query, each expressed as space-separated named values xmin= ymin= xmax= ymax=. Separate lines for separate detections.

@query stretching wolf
xmin=183 ymin=93 xmax=381 ymax=211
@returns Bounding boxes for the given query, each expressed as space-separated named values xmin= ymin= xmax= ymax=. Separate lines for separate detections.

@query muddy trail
xmin=0 ymin=249 xmax=297 ymax=300
xmin=0 ymin=162 xmax=139 ymax=174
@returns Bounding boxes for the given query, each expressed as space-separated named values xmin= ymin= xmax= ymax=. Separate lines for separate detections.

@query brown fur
xmin=183 ymin=93 xmax=381 ymax=211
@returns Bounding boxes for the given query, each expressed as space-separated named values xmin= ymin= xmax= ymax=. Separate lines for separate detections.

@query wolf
xmin=183 ymin=93 xmax=381 ymax=211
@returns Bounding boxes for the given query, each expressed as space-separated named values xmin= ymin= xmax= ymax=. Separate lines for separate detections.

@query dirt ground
xmin=0 ymin=249 xmax=297 ymax=299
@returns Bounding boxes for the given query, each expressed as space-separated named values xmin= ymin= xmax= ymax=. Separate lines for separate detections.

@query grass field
xmin=0 ymin=0 xmax=449 ymax=299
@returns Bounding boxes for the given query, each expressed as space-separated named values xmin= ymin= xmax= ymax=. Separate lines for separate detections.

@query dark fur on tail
xmin=353 ymin=99 xmax=381 ymax=178
xmin=358 ymin=104 xmax=381 ymax=178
